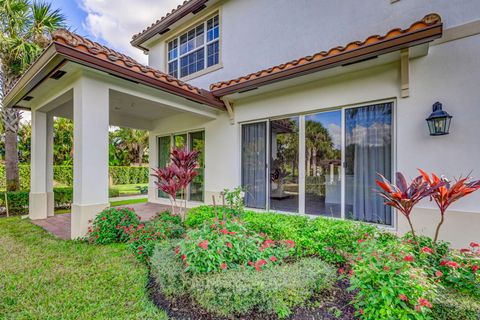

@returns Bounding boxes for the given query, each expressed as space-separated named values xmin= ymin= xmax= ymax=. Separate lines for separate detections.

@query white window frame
xmin=239 ymin=98 xmax=397 ymax=229
xmin=167 ymin=14 xmax=220 ymax=79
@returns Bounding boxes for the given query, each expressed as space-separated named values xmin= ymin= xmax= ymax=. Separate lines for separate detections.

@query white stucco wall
xmin=146 ymin=0 xmax=480 ymax=90
xmin=148 ymin=32 xmax=480 ymax=247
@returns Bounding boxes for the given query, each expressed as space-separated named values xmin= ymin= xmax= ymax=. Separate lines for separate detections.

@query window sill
xmin=180 ymin=63 xmax=223 ymax=82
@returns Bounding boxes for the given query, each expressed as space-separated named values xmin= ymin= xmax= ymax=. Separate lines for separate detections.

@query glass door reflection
xmin=269 ymin=117 xmax=299 ymax=213
xmin=304 ymin=111 xmax=342 ymax=217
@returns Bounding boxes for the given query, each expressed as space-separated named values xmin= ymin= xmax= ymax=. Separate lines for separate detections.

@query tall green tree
xmin=0 ymin=0 xmax=65 ymax=190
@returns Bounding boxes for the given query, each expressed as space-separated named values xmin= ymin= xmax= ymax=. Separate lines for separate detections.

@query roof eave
xmin=4 ymin=42 xmax=225 ymax=111
xmin=3 ymin=44 xmax=63 ymax=108
xmin=53 ymin=42 xmax=225 ymax=110
xmin=131 ymin=0 xmax=209 ymax=50
xmin=211 ymin=23 xmax=443 ymax=97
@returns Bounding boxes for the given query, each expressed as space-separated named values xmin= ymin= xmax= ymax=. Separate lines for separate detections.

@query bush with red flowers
xmin=176 ymin=219 xmax=295 ymax=274
xmin=348 ymin=236 xmax=436 ymax=319
xmin=128 ymin=211 xmax=185 ymax=263
xmin=436 ymin=242 xmax=480 ymax=298
xmin=86 ymin=207 xmax=140 ymax=244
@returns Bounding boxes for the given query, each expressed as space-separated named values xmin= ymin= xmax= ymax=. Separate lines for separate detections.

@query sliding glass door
xmin=344 ymin=103 xmax=393 ymax=225
xmin=240 ymin=101 xmax=394 ymax=225
xmin=270 ymin=117 xmax=299 ymax=212
xmin=304 ymin=111 xmax=342 ymax=217
xmin=241 ymin=122 xmax=267 ymax=209
xmin=157 ymin=131 xmax=205 ymax=202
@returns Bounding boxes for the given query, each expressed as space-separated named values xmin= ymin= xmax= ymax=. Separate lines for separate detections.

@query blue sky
xmin=50 ymin=0 xmax=89 ymax=38
xmin=47 ymin=0 xmax=184 ymax=62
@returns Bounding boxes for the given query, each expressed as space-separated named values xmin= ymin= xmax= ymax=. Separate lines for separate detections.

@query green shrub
xmin=128 ymin=212 xmax=185 ymax=263
xmin=53 ymin=165 xmax=73 ymax=185
xmin=186 ymin=206 xmax=382 ymax=264
xmin=185 ymin=205 xmax=224 ymax=228
xmin=178 ymin=219 xmax=294 ymax=274
xmin=108 ymin=187 xmax=120 ymax=198
xmin=0 ymin=187 xmax=74 ymax=214
xmin=243 ymin=211 xmax=309 ymax=241
xmin=349 ymin=237 xmax=436 ymax=319
xmin=87 ymin=207 xmax=140 ymax=244
xmin=436 ymin=242 xmax=480 ymax=298
xmin=0 ymin=190 xmax=29 ymax=214
xmin=151 ymin=240 xmax=191 ymax=297
xmin=190 ymin=257 xmax=336 ymax=318
xmin=299 ymin=217 xmax=378 ymax=264
xmin=109 ymin=166 xmax=149 ymax=185
xmin=432 ymin=289 xmax=480 ymax=320
xmin=0 ymin=165 xmax=149 ymax=190
xmin=53 ymin=187 xmax=73 ymax=208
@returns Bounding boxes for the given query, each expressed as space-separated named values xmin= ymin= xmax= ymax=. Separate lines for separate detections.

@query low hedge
xmin=190 ymin=257 xmax=335 ymax=318
xmin=109 ymin=166 xmax=149 ymax=185
xmin=0 ymin=165 xmax=149 ymax=189
xmin=0 ymin=187 xmax=73 ymax=214
xmin=151 ymin=241 xmax=336 ymax=319
xmin=432 ymin=289 xmax=480 ymax=320
xmin=186 ymin=205 xmax=378 ymax=263
xmin=151 ymin=240 xmax=191 ymax=298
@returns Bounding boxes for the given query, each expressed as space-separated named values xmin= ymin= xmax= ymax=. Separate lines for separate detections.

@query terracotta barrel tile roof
xmin=210 ymin=13 xmax=442 ymax=94
xmin=5 ymin=29 xmax=225 ymax=110
xmin=54 ymin=29 xmax=206 ymax=95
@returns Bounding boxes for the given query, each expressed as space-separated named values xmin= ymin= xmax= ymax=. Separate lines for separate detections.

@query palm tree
xmin=0 ymin=0 xmax=65 ymax=190
xmin=110 ymin=127 xmax=149 ymax=166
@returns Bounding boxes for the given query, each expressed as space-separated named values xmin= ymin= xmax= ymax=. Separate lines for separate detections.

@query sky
xmin=22 ymin=0 xmax=184 ymax=122
xmin=50 ymin=0 xmax=185 ymax=63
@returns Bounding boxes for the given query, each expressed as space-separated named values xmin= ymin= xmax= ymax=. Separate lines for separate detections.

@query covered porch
xmin=3 ymin=30 xmax=225 ymax=239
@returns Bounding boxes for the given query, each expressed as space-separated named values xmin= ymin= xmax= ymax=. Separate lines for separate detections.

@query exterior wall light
xmin=426 ymin=102 xmax=452 ymax=136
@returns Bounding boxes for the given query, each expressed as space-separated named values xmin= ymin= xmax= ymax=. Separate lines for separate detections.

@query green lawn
xmin=0 ymin=217 xmax=167 ymax=319
xmin=110 ymin=197 xmax=148 ymax=207
xmin=110 ymin=183 xmax=148 ymax=196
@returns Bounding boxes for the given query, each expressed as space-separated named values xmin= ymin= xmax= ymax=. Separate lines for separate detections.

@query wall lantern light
xmin=426 ymin=102 xmax=452 ymax=136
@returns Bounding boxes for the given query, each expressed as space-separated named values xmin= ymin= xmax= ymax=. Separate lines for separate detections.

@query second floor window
xmin=167 ymin=15 xmax=219 ymax=78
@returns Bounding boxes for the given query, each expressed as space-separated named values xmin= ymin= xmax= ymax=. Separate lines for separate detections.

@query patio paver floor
xmin=31 ymin=202 xmax=171 ymax=240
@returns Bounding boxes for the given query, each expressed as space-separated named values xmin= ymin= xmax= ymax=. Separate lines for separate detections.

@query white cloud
xmin=79 ymin=0 xmax=184 ymax=63
xmin=348 ymin=122 xmax=391 ymax=147
xmin=327 ymin=123 xmax=341 ymax=149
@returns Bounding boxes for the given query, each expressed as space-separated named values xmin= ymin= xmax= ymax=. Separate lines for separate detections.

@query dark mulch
xmin=148 ymin=276 xmax=356 ymax=320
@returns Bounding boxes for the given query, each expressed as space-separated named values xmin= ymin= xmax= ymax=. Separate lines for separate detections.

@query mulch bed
xmin=148 ymin=276 xmax=356 ymax=320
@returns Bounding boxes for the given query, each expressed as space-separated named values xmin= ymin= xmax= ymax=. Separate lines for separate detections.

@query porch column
xmin=29 ymin=110 xmax=48 ymax=219
xmin=46 ymin=114 xmax=54 ymax=217
xmin=71 ymin=77 xmax=109 ymax=239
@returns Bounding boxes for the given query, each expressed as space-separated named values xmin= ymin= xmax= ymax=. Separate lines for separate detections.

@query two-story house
xmin=5 ymin=0 xmax=480 ymax=244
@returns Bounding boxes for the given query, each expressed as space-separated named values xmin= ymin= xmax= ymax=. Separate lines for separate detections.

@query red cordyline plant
xmin=375 ymin=172 xmax=444 ymax=245
xmin=418 ymin=169 xmax=480 ymax=243
xmin=151 ymin=148 xmax=199 ymax=220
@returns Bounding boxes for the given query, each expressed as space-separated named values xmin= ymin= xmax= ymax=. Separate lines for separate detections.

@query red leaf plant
xmin=418 ymin=169 xmax=480 ymax=243
xmin=375 ymin=172 xmax=443 ymax=245
xmin=151 ymin=148 xmax=200 ymax=220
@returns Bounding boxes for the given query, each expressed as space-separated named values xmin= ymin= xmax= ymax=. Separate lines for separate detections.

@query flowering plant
xmin=128 ymin=211 xmax=185 ymax=263
xmin=176 ymin=219 xmax=295 ymax=274
xmin=436 ymin=242 xmax=480 ymax=297
xmin=87 ymin=207 xmax=140 ymax=244
xmin=348 ymin=236 xmax=436 ymax=319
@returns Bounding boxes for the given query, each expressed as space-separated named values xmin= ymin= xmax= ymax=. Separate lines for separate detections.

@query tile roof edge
xmin=209 ymin=13 xmax=442 ymax=93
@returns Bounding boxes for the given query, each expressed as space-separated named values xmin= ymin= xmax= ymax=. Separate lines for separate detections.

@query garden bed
xmin=148 ymin=276 xmax=356 ymax=320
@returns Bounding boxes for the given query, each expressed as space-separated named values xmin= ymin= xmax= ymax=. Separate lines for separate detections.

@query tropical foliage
xmin=0 ymin=0 xmax=65 ymax=191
